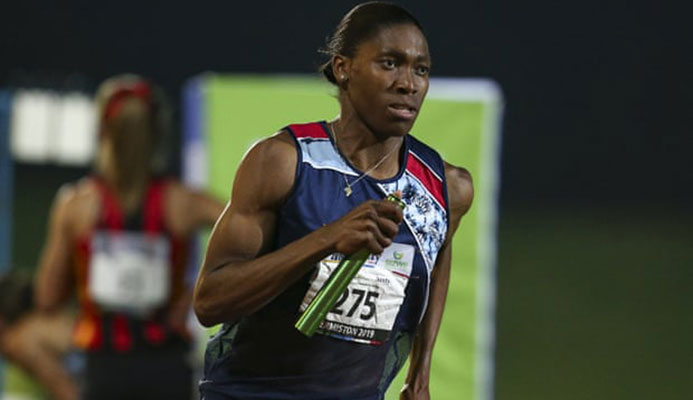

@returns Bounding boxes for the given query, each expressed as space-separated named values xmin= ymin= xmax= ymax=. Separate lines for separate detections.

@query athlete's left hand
xmin=167 ymin=293 xmax=192 ymax=341
xmin=400 ymin=383 xmax=430 ymax=400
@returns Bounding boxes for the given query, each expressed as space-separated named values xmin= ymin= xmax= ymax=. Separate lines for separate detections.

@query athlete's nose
xmin=395 ymin=68 xmax=417 ymax=95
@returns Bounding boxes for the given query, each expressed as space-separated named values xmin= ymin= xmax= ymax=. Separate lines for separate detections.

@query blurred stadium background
xmin=1 ymin=1 xmax=691 ymax=399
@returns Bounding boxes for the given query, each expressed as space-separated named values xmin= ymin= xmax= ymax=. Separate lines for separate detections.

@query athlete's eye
xmin=381 ymin=59 xmax=396 ymax=70
xmin=415 ymin=65 xmax=430 ymax=76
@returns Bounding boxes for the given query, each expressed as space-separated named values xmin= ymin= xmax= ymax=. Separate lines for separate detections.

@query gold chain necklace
xmin=329 ymin=122 xmax=400 ymax=197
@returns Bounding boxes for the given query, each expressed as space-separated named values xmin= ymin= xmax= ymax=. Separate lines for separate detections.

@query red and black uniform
xmin=72 ymin=176 xmax=192 ymax=400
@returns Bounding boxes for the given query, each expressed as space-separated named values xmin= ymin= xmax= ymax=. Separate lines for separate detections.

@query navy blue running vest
xmin=200 ymin=122 xmax=449 ymax=400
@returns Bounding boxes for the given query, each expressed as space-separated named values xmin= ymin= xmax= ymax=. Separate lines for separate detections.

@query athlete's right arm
xmin=193 ymin=131 xmax=403 ymax=327
xmin=34 ymin=185 xmax=78 ymax=312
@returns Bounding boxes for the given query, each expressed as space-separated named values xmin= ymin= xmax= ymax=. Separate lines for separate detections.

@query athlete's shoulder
xmin=406 ymin=134 xmax=445 ymax=174
xmin=244 ymin=129 xmax=297 ymax=169
xmin=443 ymin=162 xmax=474 ymax=219
xmin=56 ymin=176 xmax=95 ymax=201
xmin=230 ymin=129 xmax=298 ymax=208
xmin=46 ymin=177 xmax=101 ymax=236
xmin=51 ymin=177 xmax=99 ymax=217
xmin=284 ymin=121 xmax=330 ymax=140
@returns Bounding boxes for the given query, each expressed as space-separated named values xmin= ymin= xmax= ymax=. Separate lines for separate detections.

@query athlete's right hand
xmin=323 ymin=199 xmax=404 ymax=256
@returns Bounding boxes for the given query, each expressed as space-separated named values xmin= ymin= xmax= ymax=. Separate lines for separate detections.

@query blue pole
xmin=181 ymin=76 xmax=207 ymax=285
xmin=0 ymin=90 xmax=11 ymax=272
xmin=0 ymin=89 xmax=12 ymax=398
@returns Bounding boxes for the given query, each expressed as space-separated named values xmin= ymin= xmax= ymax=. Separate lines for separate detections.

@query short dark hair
xmin=319 ymin=2 xmax=425 ymax=85
xmin=0 ymin=271 xmax=34 ymax=325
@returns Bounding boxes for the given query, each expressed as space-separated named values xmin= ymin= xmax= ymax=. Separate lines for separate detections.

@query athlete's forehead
xmin=355 ymin=24 xmax=430 ymax=61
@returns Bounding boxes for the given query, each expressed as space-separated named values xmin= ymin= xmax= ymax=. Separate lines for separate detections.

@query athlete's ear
xmin=332 ymin=55 xmax=350 ymax=87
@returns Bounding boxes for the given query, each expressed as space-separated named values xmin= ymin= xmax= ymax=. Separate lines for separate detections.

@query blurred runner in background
xmin=0 ymin=271 xmax=76 ymax=400
xmin=34 ymin=75 xmax=224 ymax=400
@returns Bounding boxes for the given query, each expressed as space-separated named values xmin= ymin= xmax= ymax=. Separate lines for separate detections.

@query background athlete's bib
xmin=299 ymin=243 xmax=415 ymax=345
xmin=88 ymin=231 xmax=171 ymax=316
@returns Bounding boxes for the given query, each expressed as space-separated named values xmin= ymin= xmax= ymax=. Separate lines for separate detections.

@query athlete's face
xmin=340 ymin=23 xmax=430 ymax=137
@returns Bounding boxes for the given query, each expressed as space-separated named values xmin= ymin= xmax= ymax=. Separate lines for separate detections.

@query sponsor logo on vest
xmin=385 ymin=254 xmax=409 ymax=270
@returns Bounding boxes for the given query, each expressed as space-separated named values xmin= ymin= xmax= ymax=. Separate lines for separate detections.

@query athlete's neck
xmin=330 ymin=116 xmax=404 ymax=179
xmin=97 ymin=143 xmax=150 ymax=214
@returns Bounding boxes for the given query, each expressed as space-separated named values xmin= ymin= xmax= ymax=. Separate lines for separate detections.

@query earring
xmin=341 ymin=75 xmax=347 ymax=82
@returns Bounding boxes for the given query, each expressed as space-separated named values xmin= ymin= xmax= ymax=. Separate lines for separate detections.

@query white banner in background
xmin=10 ymin=89 xmax=96 ymax=165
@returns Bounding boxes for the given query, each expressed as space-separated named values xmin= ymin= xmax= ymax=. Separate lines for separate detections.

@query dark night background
xmin=2 ymin=1 xmax=691 ymax=399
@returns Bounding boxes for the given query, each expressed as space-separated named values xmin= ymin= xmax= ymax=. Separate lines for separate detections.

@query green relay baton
xmin=295 ymin=193 xmax=406 ymax=337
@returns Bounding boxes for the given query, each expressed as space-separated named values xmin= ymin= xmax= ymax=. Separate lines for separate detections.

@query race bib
xmin=88 ymin=231 xmax=171 ymax=316
xmin=299 ymin=243 xmax=415 ymax=345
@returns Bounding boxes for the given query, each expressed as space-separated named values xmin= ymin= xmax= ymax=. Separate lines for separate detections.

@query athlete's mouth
xmin=387 ymin=103 xmax=417 ymax=120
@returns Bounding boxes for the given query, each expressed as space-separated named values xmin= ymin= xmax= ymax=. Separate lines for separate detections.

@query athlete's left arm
xmin=401 ymin=163 xmax=474 ymax=400
xmin=164 ymin=181 xmax=225 ymax=337
xmin=165 ymin=181 xmax=225 ymax=235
